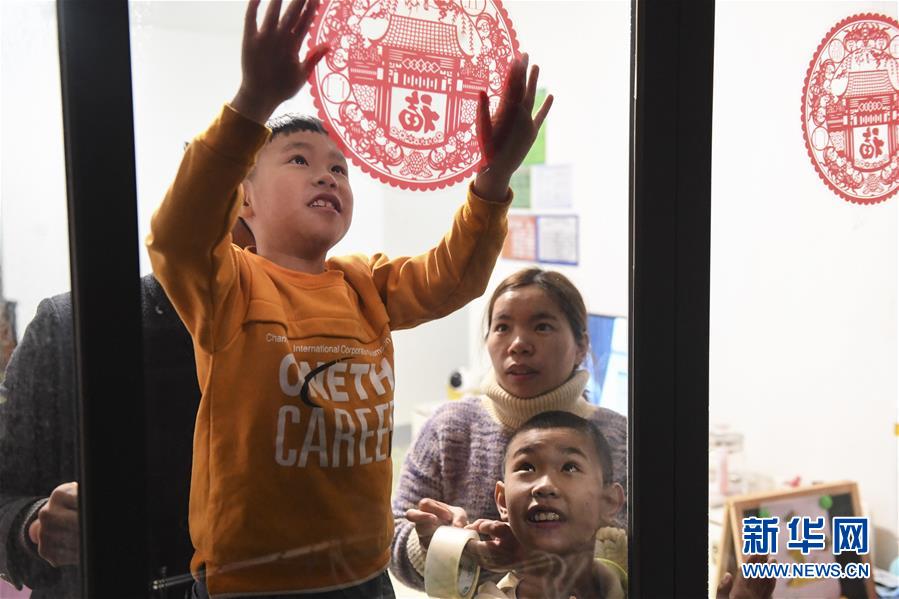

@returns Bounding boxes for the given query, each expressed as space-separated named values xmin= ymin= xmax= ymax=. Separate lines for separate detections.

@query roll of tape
xmin=424 ymin=526 xmax=481 ymax=599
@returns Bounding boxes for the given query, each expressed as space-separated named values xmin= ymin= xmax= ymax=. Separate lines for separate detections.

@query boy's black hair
xmin=265 ymin=113 xmax=328 ymax=139
xmin=504 ymin=411 xmax=614 ymax=485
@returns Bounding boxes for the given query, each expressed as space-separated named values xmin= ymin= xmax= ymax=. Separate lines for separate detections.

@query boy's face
xmin=242 ymin=130 xmax=353 ymax=261
xmin=496 ymin=428 xmax=622 ymax=556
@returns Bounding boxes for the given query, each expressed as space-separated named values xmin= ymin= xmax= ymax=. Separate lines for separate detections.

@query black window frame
xmin=55 ymin=0 xmax=715 ymax=596
xmin=57 ymin=1 xmax=148 ymax=597
xmin=629 ymin=1 xmax=714 ymax=596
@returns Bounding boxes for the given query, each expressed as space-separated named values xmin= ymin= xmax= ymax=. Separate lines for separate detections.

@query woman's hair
xmin=485 ymin=268 xmax=588 ymax=349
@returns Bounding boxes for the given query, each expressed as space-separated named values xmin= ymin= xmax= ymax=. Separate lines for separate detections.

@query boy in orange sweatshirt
xmin=146 ymin=0 xmax=552 ymax=596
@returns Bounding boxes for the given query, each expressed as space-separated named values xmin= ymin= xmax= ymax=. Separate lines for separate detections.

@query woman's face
xmin=487 ymin=286 xmax=586 ymax=398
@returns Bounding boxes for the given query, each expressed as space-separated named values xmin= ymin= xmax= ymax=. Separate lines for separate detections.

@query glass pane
xmin=0 ymin=1 xmax=82 ymax=597
xmin=710 ymin=2 xmax=899 ymax=597
xmin=129 ymin=0 xmax=631 ymax=596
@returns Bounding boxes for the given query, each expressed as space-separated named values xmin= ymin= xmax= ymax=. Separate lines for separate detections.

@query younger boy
xmin=467 ymin=412 xmax=775 ymax=599
xmin=146 ymin=0 xmax=552 ymax=596
xmin=472 ymin=411 xmax=626 ymax=598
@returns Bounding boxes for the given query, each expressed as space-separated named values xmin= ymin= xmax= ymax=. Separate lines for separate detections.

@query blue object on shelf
xmin=584 ymin=314 xmax=627 ymax=415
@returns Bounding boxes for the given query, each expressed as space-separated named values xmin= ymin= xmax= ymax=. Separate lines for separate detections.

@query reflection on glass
xmin=709 ymin=2 xmax=899 ymax=598
xmin=0 ymin=1 xmax=81 ymax=598
xmin=125 ymin=0 xmax=631 ymax=596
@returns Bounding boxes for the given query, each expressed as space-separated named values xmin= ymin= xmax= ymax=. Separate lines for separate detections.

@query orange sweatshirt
xmin=146 ymin=106 xmax=509 ymax=596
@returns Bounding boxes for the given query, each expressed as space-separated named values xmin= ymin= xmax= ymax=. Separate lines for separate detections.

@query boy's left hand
xmin=717 ymin=555 xmax=777 ymax=599
xmin=473 ymin=53 xmax=553 ymax=202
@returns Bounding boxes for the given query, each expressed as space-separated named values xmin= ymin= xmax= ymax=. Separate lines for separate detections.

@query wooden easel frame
xmin=715 ymin=482 xmax=875 ymax=599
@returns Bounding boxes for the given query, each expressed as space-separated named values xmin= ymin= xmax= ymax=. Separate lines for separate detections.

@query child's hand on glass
xmin=231 ymin=0 xmax=330 ymax=124
xmin=473 ymin=53 xmax=553 ymax=202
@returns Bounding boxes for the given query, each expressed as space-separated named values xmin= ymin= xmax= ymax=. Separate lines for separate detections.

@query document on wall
xmin=502 ymin=214 xmax=538 ymax=261
xmin=531 ymin=164 xmax=574 ymax=210
xmin=536 ymin=215 xmax=578 ymax=265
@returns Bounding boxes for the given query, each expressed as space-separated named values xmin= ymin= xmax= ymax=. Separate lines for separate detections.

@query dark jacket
xmin=0 ymin=274 xmax=199 ymax=598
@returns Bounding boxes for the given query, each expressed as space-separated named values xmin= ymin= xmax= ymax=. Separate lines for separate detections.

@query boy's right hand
xmin=717 ymin=555 xmax=777 ymax=599
xmin=231 ymin=0 xmax=330 ymax=125
xmin=464 ymin=518 xmax=528 ymax=573
xmin=405 ymin=498 xmax=469 ymax=550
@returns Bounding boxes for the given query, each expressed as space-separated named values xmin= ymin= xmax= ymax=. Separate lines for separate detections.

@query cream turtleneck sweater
xmin=481 ymin=369 xmax=595 ymax=429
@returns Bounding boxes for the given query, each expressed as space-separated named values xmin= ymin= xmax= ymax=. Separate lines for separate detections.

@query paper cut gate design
xmin=308 ymin=0 xmax=519 ymax=190
xmin=802 ymin=14 xmax=899 ymax=205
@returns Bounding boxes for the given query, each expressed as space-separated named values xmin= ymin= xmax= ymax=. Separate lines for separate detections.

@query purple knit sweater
xmin=389 ymin=371 xmax=628 ymax=590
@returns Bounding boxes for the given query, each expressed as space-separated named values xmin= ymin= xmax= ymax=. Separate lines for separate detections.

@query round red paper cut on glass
xmin=802 ymin=14 xmax=899 ymax=205
xmin=307 ymin=0 xmax=519 ymax=191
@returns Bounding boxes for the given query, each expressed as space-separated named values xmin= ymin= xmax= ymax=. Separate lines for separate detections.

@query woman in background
xmin=390 ymin=268 xmax=627 ymax=590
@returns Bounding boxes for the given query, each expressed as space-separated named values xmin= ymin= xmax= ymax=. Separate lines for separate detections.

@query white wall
xmin=0 ymin=1 xmax=70 ymax=332
xmin=128 ymin=0 xmax=387 ymax=273
xmin=463 ymin=0 xmax=633 ymax=378
xmin=0 ymin=0 xmax=630 ymax=425
xmin=375 ymin=1 xmax=633 ymax=426
xmin=0 ymin=0 xmax=386 ymax=337
xmin=710 ymin=0 xmax=899 ymax=566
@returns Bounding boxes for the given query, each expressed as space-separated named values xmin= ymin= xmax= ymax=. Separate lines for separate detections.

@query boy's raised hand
xmin=231 ymin=0 xmax=329 ymax=125
xmin=473 ymin=53 xmax=553 ymax=202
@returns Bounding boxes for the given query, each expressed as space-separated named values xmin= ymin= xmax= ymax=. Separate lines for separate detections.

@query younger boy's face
xmin=243 ymin=130 xmax=353 ymax=261
xmin=496 ymin=428 xmax=621 ymax=556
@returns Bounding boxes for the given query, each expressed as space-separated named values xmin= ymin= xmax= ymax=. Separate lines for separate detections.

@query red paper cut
xmin=802 ymin=14 xmax=899 ymax=205
xmin=307 ymin=0 xmax=520 ymax=191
